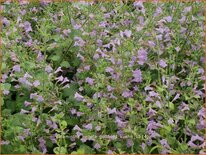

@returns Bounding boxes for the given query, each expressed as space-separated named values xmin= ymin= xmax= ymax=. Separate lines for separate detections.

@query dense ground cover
xmin=1 ymin=1 xmax=205 ymax=154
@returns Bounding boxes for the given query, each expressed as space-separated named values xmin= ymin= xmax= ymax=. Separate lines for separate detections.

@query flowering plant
xmin=1 ymin=1 xmax=205 ymax=154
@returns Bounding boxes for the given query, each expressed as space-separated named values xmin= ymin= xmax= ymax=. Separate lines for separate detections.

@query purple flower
xmin=168 ymin=118 xmax=174 ymax=125
xmin=155 ymin=101 xmax=162 ymax=108
xmin=138 ymin=48 xmax=147 ymax=65
xmin=107 ymin=150 xmax=113 ymax=154
xmin=126 ymin=139 xmax=134 ymax=148
xmin=124 ymin=29 xmax=132 ymax=38
xmin=188 ymin=135 xmax=204 ymax=148
xmin=148 ymin=130 xmax=160 ymax=138
xmin=55 ymin=76 xmax=64 ymax=82
xmin=183 ymin=6 xmax=192 ymax=14
xmin=141 ymin=143 xmax=146 ymax=151
xmin=172 ymin=93 xmax=180 ymax=102
xmin=147 ymin=108 xmax=157 ymax=117
xmin=164 ymin=16 xmax=172 ymax=23
xmin=86 ymin=77 xmax=94 ymax=85
xmin=148 ymin=41 xmax=156 ymax=47
xmin=73 ymin=125 xmax=82 ymax=131
xmin=50 ymin=134 xmax=57 ymax=143
xmin=147 ymin=120 xmax=162 ymax=131
xmin=37 ymin=51 xmax=44 ymax=62
xmin=54 ymin=67 xmax=62 ymax=74
xmin=133 ymin=2 xmax=145 ymax=14
xmin=74 ymin=92 xmax=84 ymax=101
xmin=178 ymin=102 xmax=189 ymax=112
xmin=24 ymin=21 xmax=32 ymax=33
xmin=2 ymin=17 xmax=10 ymax=26
xmin=120 ymin=30 xmax=132 ymax=38
xmin=84 ymin=123 xmax=92 ymax=130
xmin=115 ymin=116 xmax=127 ymax=128
xmin=93 ymin=53 xmax=100 ymax=60
xmin=3 ymin=90 xmax=10 ymax=95
xmin=94 ymin=143 xmax=101 ymax=149
xmin=159 ymin=59 xmax=167 ymax=68
xmin=160 ymin=139 xmax=170 ymax=149
xmin=70 ymin=108 xmax=77 ymax=115
xmin=107 ymin=85 xmax=114 ymax=92
xmin=107 ymin=107 xmax=117 ymax=114
xmin=132 ymin=69 xmax=142 ymax=83
xmin=37 ymin=95 xmax=44 ymax=102
xmin=1 ymin=141 xmax=10 ymax=145
xmin=175 ymin=47 xmax=181 ymax=52
xmin=149 ymin=91 xmax=159 ymax=98
xmin=122 ymin=91 xmax=133 ymax=98
xmin=38 ymin=137 xmax=47 ymax=154
xmin=63 ymin=29 xmax=71 ymax=36
xmin=76 ymin=112 xmax=84 ymax=117
xmin=24 ymin=101 xmax=31 ymax=107
xmin=74 ymin=36 xmax=85 ymax=47
xmin=45 ymin=65 xmax=53 ymax=73
xmin=33 ymin=80 xmax=40 ymax=87
xmin=105 ymin=67 xmax=114 ymax=73
xmin=19 ymin=77 xmax=32 ymax=86
xmin=12 ymin=65 xmax=21 ymax=72
xmin=84 ymin=65 xmax=90 ymax=71
xmin=18 ymin=136 xmax=25 ymax=142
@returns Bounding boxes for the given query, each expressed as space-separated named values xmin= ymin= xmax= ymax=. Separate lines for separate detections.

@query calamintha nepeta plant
xmin=1 ymin=1 xmax=205 ymax=154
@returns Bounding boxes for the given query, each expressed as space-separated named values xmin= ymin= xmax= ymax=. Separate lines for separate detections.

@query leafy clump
xmin=1 ymin=1 xmax=205 ymax=154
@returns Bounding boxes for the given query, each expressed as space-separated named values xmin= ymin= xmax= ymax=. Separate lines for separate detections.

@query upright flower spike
xmin=138 ymin=48 xmax=147 ymax=65
xmin=132 ymin=69 xmax=142 ymax=83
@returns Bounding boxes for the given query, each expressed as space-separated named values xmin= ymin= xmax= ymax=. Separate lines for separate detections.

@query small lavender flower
xmin=38 ymin=137 xmax=47 ymax=154
xmin=63 ymin=29 xmax=71 ymax=36
xmin=84 ymin=123 xmax=92 ymax=130
xmin=94 ymin=143 xmax=101 ymax=149
xmin=50 ymin=134 xmax=57 ymax=143
xmin=86 ymin=77 xmax=94 ymax=85
xmin=18 ymin=136 xmax=25 ymax=142
xmin=3 ymin=90 xmax=10 ymax=95
xmin=2 ymin=17 xmax=10 ymax=26
xmin=164 ymin=16 xmax=172 ymax=23
xmin=138 ymin=48 xmax=147 ymax=65
xmin=24 ymin=21 xmax=32 ymax=33
xmin=159 ymin=59 xmax=167 ymax=68
xmin=74 ymin=36 xmax=85 ymax=47
xmin=37 ymin=95 xmax=44 ymax=102
xmin=33 ymin=80 xmax=40 ymax=87
xmin=126 ymin=139 xmax=134 ymax=148
xmin=45 ymin=65 xmax=52 ymax=73
xmin=122 ymin=91 xmax=131 ymax=98
xmin=24 ymin=101 xmax=31 ymax=107
xmin=1 ymin=141 xmax=10 ymax=145
xmin=168 ymin=118 xmax=174 ymax=125
xmin=74 ymin=92 xmax=84 ymax=101
xmin=107 ymin=107 xmax=117 ymax=114
xmin=54 ymin=67 xmax=62 ymax=74
xmin=12 ymin=65 xmax=21 ymax=72
xmin=132 ymin=69 xmax=142 ymax=83
xmin=105 ymin=67 xmax=114 ymax=73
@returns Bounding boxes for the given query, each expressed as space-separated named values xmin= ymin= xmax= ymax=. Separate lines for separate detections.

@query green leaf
xmin=168 ymin=102 xmax=174 ymax=111
xmin=2 ymin=83 xmax=11 ymax=90
xmin=51 ymin=55 xmax=61 ymax=61
xmin=76 ymin=145 xmax=94 ymax=154
xmin=2 ymin=62 xmax=6 ymax=71
xmin=60 ymin=61 xmax=70 ymax=68
xmin=60 ymin=120 xmax=67 ymax=130
xmin=53 ymin=147 xmax=67 ymax=154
